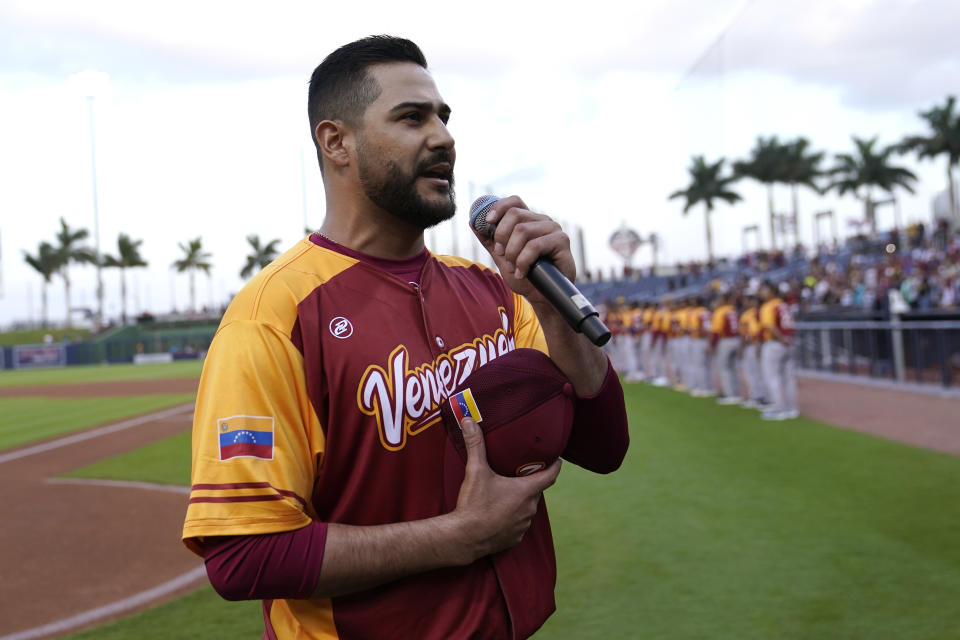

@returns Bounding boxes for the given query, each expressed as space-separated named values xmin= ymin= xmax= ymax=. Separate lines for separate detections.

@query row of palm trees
xmin=23 ymin=225 xmax=283 ymax=327
xmin=670 ymin=95 xmax=960 ymax=262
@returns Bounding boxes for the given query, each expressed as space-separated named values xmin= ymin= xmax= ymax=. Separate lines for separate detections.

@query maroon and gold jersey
xmin=760 ymin=298 xmax=795 ymax=339
xmin=688 ymin=306 xmax=710 ymax=338
xmin=711 ymin=305 xmax=739 ymax=339
xmin=183 ymin=236 xmax=551 ymax=639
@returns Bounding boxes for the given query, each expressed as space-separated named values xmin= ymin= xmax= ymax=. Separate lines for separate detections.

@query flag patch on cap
xmin=448 ymin=389 xmax=482 ymax=427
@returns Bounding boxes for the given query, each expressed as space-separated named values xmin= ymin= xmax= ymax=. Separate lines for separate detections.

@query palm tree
xmin=240 ymin=234 xmax=281 ymax=279
xmin=669 ymin=155 xmax=742 ymax=264
xmin=782 ymin=137 xmax=825 ymax=246
xmin=171 ymin=238 xmax=212 ymax=313
xmin=102 ymin=233 xmax=148 ymax=324
xmin=899 ymin=95 xmax=960 ymax=222
xmin=23 ymin=241 xmax=62 ymax=327
xmin=734 ymin=136 xmax=790 ymax=250
xmin=54 ymin=218 xmax=97 ymax=328
xmin=828 ymin=136 xmax=918 ymax=235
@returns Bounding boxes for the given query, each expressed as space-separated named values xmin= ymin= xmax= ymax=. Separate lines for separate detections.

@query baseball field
xmin=2 ymin=362 xmax=959 ymax=639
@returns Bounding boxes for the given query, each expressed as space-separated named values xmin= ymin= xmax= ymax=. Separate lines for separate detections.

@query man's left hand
xmin=473 ymin=196 xmax=575 ymax=306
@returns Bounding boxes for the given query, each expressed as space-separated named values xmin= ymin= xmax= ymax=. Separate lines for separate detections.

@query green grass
xmin=57 ymin=383 xmax=960 ymax=639
xmin=542 ymin=383 xmax=960 ymax=639
xmin=64 ymin=586 xmax=261 ymax=640
xmin=0 ymin=360 xmax=202 ymax=387
xmin=0 ymin=328 xmax=91 ymax=346
xmin=63 ymin=430 xmax=193 ymax=486
xmin=0 ymin=394 xmax=195 ymax=451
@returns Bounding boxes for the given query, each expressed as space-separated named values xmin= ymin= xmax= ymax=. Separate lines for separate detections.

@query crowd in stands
xmin=583 ymin=219 xmax=960 ymax=316
xmin=591 ymin=218 xmax=960 ymax=417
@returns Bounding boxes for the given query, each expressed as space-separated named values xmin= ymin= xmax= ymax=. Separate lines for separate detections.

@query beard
xmin=357 ymin=144 xmax=456 ymax=230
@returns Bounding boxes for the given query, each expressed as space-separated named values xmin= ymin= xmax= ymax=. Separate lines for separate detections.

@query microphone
xmin=469 ymin=195 xmax=611 ymax=347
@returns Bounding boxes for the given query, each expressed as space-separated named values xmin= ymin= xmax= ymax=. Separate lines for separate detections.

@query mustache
xmin=416 ymin=152 xmax=455 ymax=179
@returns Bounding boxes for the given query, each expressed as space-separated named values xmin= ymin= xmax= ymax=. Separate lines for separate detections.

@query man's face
xmin=354 ymin=63 xmax=456 ymax=229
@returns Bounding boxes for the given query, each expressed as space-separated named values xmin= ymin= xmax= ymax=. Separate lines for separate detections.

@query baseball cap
xmin=440 ymin=348 xmax=575 ymax=509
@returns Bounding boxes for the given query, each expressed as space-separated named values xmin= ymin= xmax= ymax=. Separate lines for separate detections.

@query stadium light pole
xmin=86 ymin=94 xmax=104 ymax=326
xmin=69 ymin=70 xmax=110 ymax=327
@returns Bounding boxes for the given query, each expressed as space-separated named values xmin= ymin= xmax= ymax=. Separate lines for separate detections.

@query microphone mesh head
xmin=469 ymin=195 xmax=500 ymax=236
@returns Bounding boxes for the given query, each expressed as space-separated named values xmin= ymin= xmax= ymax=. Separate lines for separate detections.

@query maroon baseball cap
xmin=440 ymin=348 xmax=575 ymax=508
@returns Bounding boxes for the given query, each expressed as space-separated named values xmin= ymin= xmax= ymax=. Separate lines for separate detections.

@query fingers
xmin=484 ymin=198 xmax=573 ymax=280
xmin=460 ymin=418 xmax=489 ymax=473
xmin=519 ymin=458 xmax=562 ymax=493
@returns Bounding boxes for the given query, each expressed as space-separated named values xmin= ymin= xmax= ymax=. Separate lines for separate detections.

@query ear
xmin=315 ymin=120 xmax=352 ymax=171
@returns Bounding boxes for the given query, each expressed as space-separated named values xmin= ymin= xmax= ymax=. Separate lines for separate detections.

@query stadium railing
xmin=795 ymin=319 xmax=960 ymax=389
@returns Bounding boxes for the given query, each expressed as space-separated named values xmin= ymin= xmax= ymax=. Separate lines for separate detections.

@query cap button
xmin=562 ymin=382 xmax=574 ymax=397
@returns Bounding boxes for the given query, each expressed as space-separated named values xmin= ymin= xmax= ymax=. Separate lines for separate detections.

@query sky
xmin=1 ymin=0 xmax=958 ymax=329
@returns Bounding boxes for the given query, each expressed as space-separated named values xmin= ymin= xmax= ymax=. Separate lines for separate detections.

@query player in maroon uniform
xmin=182 ymin=36 xmax=629 ymax=639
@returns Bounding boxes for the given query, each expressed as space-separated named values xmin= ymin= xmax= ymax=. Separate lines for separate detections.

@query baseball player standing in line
xmin=759 ymin=283 xmax=799 ymax=420
xmin=625 ymin=301 xmax=646 ymax=382
xmin=669 ymin=298 xmax=687 ymax=391
xmin=617 ymin=299 xmax=641 ymax=381
xmin=181 ymin=36 xmax=629 ymax=639
xmin=640 ymin=301 xmax=656 ymax=380
xmin=710 ymin=292 xmax=742 ymax=404
xmin=686 ymin=297 xmax=712 ymax=396
xmin=739 ymin=295 xmax=767 ymax=409
xmin=651 ymin=298 xmax=671 ymax=386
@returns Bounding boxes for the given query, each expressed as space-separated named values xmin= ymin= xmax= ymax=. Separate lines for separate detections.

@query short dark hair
xmin=307 ymin=36 xmax=427 ymax=171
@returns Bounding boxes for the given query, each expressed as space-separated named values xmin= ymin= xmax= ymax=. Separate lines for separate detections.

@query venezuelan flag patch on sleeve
xmin=218 ymin=415 xmax=274 ymax=461
xmin=448 ymin=389 xmax=482 ymax=428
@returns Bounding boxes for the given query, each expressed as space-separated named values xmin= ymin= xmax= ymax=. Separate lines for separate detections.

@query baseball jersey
xmin=711 ymin=305 xmax=738 ymax=339
xmin=759 ymin=298 xmax=794 ymax=340
xmin=630 ymin=308 xmax=644 ymax=335
xmin=689 ymin=306 xmax=710 ymax=339
xmin=605 ymin=308 xmax=623 ymax=336
xmin=739 ymin=308 xmax=761 ymax=343
xmin=670 ymin=309 xmax=684 ymax=337
xmin=659 ymin=309 xmax=673 ymax=335
xmin=182 ymin=236 xmax=554 ymax=639
xmin=642 ymin=307 xmax=655 ymax=332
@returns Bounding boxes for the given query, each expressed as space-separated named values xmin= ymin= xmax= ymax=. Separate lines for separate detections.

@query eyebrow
xmin=389 ymin=101 xmax=452 ymax=118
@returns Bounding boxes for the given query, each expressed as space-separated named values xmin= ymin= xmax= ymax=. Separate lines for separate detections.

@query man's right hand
xmin=451 ymin=417 xmax=562 ymax=564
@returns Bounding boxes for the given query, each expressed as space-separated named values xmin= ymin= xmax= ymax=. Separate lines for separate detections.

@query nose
xmin=428 ymin=115 xmax=455 ymax=153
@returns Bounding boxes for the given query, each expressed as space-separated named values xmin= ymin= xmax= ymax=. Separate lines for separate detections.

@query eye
xmin=402 ymin=111 xmax=423 ymax=122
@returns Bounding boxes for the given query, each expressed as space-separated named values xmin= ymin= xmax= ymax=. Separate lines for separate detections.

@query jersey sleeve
xmin=182 ymin=319 xmax=322 ymax=554
xmin=511 ymin=292 xmax=548 ymax=354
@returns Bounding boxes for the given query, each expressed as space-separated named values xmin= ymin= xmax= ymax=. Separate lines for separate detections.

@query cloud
xmin=683 ymin=0 xmax=960 ymax=109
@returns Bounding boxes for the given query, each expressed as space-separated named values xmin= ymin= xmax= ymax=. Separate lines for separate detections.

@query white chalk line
xmin=0 ymin=403 xmax=195 ymax=465
xmin=0 ymin=565 xmax=208 ymax=640
xmin=45 ymin=477 xmax=191 ymax=495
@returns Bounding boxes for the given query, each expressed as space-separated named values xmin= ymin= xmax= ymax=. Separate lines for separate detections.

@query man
xmin=626 ymin=300 xmax=647 ymax=382
xmin=668 ymin=298 xmax=687 ymax=390
xmin=739 ymin=294 xmax=766 ymax=409
xmin=623 ymin=300 xmax=645 ymax=382
xmin=181 ymin=36 xmax=629 ymax=639
xmin=710 ymin=292 xmax=741 ymax=404
xmin=650 ymin=298 xmax=671 ymax=386
xmin=686 ymin=296 xmax=713 ymax=396
xmin=758 ymin=283 xmax=798 ymax=420
xmin=639 ymin=301 xmax=656 ymax=382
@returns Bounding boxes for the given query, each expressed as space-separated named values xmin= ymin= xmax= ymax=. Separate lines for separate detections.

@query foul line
xmin=0 ymin=565 xmax=208 ymax=640
xmin=45 ymin=477 xmax=191 ymax=495
xmin=0 ymin=403 xmax=195 ymax=465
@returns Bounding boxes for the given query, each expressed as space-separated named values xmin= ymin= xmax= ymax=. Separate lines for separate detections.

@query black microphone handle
xmin=526 ymin=258 xmax=612 ymax=347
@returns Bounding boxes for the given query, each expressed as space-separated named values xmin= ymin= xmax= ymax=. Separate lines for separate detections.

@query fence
xmin=795 ymin=319 xmax=960 ymax=388
xmin=1 ymin=330 xmax=217 ymax=370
